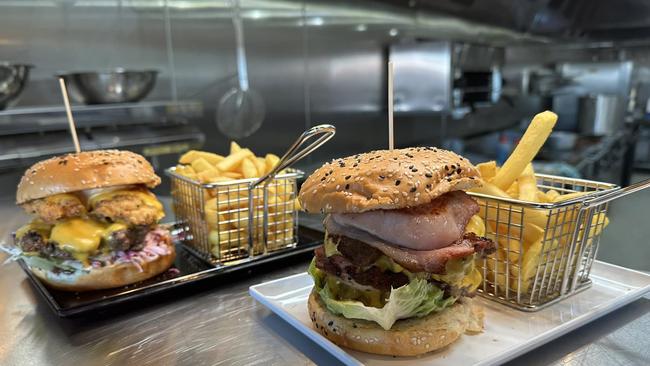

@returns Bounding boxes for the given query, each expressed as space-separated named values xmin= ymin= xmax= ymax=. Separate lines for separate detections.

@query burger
xmin=8 ymin=150 xmax=175 ymax=291
xmin=298 ymin=147 xmax=495 ymax=356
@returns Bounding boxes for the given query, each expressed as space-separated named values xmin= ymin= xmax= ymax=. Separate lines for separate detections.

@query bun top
xmin=298 ymin=147 xmax=480 ymax=213
xmin=17 ymin=150 xmax=161 ymax=204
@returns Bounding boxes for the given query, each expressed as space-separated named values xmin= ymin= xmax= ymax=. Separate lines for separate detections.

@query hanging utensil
xmin=217 ymin=0 xmax=265 ymax=139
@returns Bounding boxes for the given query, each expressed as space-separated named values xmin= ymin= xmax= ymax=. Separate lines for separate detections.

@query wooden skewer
xmin=58 ymin=77 xmax=81 ymax=153
xmin=388 ymin=61 xmax=394 ymax=150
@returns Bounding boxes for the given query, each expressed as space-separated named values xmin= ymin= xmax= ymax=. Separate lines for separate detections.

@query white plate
xmin=249 ymin=260 xmax=650 ymax=366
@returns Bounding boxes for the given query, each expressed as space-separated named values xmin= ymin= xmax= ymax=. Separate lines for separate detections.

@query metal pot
xmin=578 ymin=94 xmax=621 ymax=136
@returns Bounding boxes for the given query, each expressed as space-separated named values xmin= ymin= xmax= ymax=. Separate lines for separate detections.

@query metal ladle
xmin=217 ymin=0 xmax=265 ymax=139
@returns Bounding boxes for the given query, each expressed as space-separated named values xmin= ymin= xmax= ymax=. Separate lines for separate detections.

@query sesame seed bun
xmin=298 ymin=147 xmax=480 ymax=213
xmin=16 ymin=150 xmax=161 ymax=204
xmin=308 ymin=291 xmax=484 ymax=356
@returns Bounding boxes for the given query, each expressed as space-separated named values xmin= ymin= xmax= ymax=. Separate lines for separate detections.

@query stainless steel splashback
xmin=0 ymin=0 xmax=547 ymax=171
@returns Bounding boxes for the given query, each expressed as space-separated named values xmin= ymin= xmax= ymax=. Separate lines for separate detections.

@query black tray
xmin=19 ymin=226 xmax=323 ymax=317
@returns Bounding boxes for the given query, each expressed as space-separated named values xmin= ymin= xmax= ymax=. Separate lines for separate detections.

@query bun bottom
xmin=31 ymin=242 xmax=176 ymax=292
xmin=308 ymin=290 xmax=484 ymax=356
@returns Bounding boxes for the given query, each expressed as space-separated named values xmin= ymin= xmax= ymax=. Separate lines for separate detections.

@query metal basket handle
xmin=246 ymin=124 xmax=335 ymax=256
xmin=583 ymin=177 xmax=650 ymax=207
xmin=250 ymin=124 xmax=336 ymax=189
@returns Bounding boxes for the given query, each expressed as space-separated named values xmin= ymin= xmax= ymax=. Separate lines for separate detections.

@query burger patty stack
xmin=299 ymin=147 xmax=496 ymax=356
xmin=11 ymin=150 xmax=175 ymax=291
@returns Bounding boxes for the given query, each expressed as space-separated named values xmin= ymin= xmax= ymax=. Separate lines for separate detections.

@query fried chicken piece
xmin=21 ymin=194 xmax=86 ymax=224
xmin=91 ymin=191 xmax=164 ymax=226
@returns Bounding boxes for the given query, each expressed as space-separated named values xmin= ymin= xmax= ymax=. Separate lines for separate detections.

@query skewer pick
xmin=388 ymin=61 xmax=394 ymax=150
xmin=58 ymin=77 xmax=81 ymax=153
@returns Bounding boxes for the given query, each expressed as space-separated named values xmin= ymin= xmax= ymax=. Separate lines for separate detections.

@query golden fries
xmin=174 ymin=143 xmax=297 ymax=258
xmin=265 ymin=153 xmax=280 ymax=173
xmin=470 ymin=110 xmax=611 ymax=296
xmin=518 ymin=175 xmax=538 ymax=202
xmin=477 ymin=161 xmax=497 ymax=181
xmin=492 ymin=111 xmax=557 ymax=189
xmin=241 ymin=158 xmax=258 ymax=179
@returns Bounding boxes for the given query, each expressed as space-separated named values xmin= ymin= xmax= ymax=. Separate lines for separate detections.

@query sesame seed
xmin=410 ymin=187 xmax=417 ymax=193
xmin=345 ymin=175 xmax=351 ymax=180
xmin=395 ymin=180 xmax=401 ymax=186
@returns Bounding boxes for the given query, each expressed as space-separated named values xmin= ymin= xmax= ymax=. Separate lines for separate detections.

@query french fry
xmin=553 ymin=191 xmax=589 ymax=202
xmin=191 ymin=157 xmax=216 ymax=173
xmin=493 ymin=222 xmax=544 ymax=246
xmin=537 ymin=191 xmax=551 ymax=202
xmin=174 ymin=164 xmax=198 ymax=180
xmin=179 ymin=150 xmax=200 ymax=164
xmin=506 ymin=181 xmax=519 ymax=198
xmin=222 ymin=171 xmax=243 ymax=179
xmin=265 ymin=153 xmax=280 ymax=174
xmin=480 ymin=249 xmax=512 ymax=290
xmin=518 ymin=174 xmax=538 ymax=202
xmin=253 ymin=157 xmax=267 ymax=177
xmin=473 ymin=182 xmax=549 ymax=231
xmin=180 ymin=150 xmax=224 ymax=165
xmin=230 ymin=141 xmax=242 ymax=154
xmin=197 ymin=169 xmax=222 ymax=183
xmin=241 ymin=158 xmax=258 ymax=179
xmin=492 ymin=111 xmax=557 ymax=189
xmin=216 ymin=149 xmax=254 ymax=172
xmin=229 ymin=207 xmax=265 ymax=230
xmin=546 ymin=189 xmax=560 ymax=201
xmin=477 ymin=161 xmax=497 ymax=181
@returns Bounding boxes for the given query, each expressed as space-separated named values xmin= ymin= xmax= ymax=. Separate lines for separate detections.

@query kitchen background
xmin=1 ymin=0 xmax=649 ymax=270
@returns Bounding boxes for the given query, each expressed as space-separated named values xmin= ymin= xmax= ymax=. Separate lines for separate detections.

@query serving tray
xmin=19 ymin=226 xmax=323 ymax=317
xmin=249 ymin=261 xmax=650 ymax=366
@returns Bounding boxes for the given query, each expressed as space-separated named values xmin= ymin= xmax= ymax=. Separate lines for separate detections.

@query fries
xmin=174 ymin=143 xmax=295 ymax=258
xmin=470 ymin=110 xmax=611 ymax=297
xmin=491 ymin=111 xmax=557 ymax=190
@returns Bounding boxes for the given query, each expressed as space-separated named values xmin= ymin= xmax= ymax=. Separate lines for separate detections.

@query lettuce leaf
xmin=1 ymin=244 xmax=83 ymax=273
xmin=308 ymin=258 xmax=456 ymax=330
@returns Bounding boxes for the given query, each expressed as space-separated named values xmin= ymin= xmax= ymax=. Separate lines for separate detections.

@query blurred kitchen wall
xmin=0 ymin=0 xmax=544 ymax=174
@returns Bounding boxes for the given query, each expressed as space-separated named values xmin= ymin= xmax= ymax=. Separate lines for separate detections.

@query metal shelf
xmin=0 ymin=100 xmax=203 ymax=136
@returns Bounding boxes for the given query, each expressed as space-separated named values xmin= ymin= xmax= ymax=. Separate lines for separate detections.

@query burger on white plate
xmin=298 ymin=147 xmax=495 ymax=356
xmin=7 ymin=150 xmax=175 ymax=291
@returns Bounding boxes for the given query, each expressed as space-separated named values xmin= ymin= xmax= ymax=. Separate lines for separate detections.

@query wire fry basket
xmin=166 ymin=124 xmax=336 ymax=266
xmin=469 ymin=174 xmax=650 ymax=311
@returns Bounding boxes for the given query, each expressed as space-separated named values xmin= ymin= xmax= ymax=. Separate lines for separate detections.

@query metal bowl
xmin=0 ymin=63 xmax=32 ymax=110
xmin=57 ymin=69 xmax=158 ymax=104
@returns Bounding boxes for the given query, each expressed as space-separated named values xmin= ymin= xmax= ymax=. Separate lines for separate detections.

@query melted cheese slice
xmin=50 ymin=218 xmax=107 ymax=254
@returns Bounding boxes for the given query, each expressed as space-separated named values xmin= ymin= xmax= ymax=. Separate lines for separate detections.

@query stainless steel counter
xmin=1 ymin=195 xmax=648 ymax=366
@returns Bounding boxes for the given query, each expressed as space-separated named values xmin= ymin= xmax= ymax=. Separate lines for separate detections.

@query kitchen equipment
xmin=0 ymin=63 xmax=31 ymax=110
xmin=57 ymin=69 xmax=158 ymax=104
xmin=250 ymin=261 xmax=650 ymax=366
xmin=390 ymin=41 xmax=503 ymax=117
xmin=470 ymin=174 xmax=650 ymax=310
xmin=216 ymin=0 xmax=265 ymax=139
xmin=578 ymin=94 xmax=622 ymax=136
xmin=167 ymin=124 xmax=335 ymax=265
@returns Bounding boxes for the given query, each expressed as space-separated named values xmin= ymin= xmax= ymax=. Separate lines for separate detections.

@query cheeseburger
xmin=10 ymin=150 xmax=175 ymax=291
xmin=298 ymin=147 xmax=495 ymax=356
